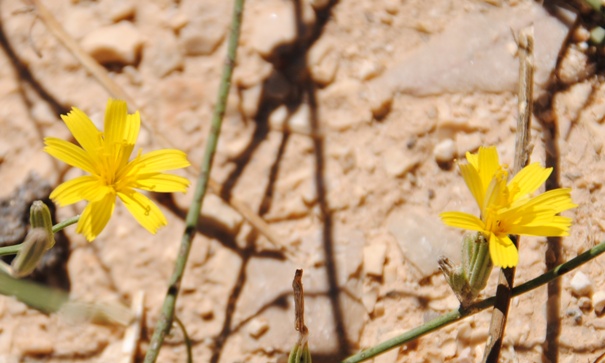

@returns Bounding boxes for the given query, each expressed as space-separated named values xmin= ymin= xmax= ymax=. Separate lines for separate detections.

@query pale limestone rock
xmin=100 ymin=0 xmax=136 ymax=22
xmin=240 ymin=84 xmax=263 ymax=118
xmin=64 ymin=7 xmax=100 ymax=40
xmin=201 ymin=194 xmax=243 ymax=235
xmin=592 ymin=291 xmax=605 ymax=314
xmin=248 ymin=0 xmax=315 ymax=57
xmin=387 ymin=209 xmax=460 ymax=278
xmin=247 ymin=318 xmax=269 ymax=338
xmin=578 ymin=296 xmax=592 ymax=311
xmin=81 ymin=21 xmax=143 ymax=65
xmin=382 ymin=146 xmax=419 ymax=177
xmin=570 ymin=271 xmax=593 ymax=297
xmin=361 ymin=284 xmax=379 ymax=313
xmin=433 ymin=139 xmax=456 ymax=163
xmin=558 ymin=46 xmax=594 ymax=85
xmin=373 ymin=329 xmax=406 ymax=363
xmin=141 ymin=30 xmax=183 ymax=77
xmin=179 ymin=1 xmax=229 ymax=55
xmin=367 ymin=81 xmax=393 ymax=118
xmin=308 ymin=0 xmax=331 ymax=10
xmin=357 ymin=59 xmax=383 ymax=80
xmin=363 ymin=242 xmax=387 ymax=277
xmin=455 ymin=132 xmax=482 ymax=157
xmin=308 ymin=39 xmax=339 ymax=85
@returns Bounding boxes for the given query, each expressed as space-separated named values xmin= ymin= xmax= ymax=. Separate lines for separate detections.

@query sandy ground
xmin=0 ymin=0 xmax=605 ymax=362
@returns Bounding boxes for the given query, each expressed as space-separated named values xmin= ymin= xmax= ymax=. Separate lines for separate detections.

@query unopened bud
xmin=11 ymin=228 xmax=48 ymax=278
xmin=439 ymin=232 xmax=492 ymax=307
xmin=29 ymin=201 xmax=54 ymax=249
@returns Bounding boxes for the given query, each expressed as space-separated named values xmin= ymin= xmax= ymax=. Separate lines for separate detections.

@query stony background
xmin=0 ymin=0 xmax=604 ymax=362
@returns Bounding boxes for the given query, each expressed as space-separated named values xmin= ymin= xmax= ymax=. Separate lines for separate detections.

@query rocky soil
xmin=0 ymin=0 xmax=604 ymax=362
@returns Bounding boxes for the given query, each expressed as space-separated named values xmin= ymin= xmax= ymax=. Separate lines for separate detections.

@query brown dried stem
xmin=482 ymin=26 xmax=534 ymax=363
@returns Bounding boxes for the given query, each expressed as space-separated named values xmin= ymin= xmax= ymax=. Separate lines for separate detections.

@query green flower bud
xmin=29 ymin=201 xmax=54 ymax=249
xmin=11 ymin=228 xmax=48 ymax=278
xmin=439 ymin=232 xmax=493 ymax=307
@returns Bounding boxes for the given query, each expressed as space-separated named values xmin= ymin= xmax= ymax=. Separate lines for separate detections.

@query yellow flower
xmin=44 ymin=99 xmax=191 ymax=241
xmin=440 ymin=146 xmax=576 ymax=268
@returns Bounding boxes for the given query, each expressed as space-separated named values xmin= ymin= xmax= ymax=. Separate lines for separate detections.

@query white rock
xmin=570 ymin=271 xmax=593 ymax=297
xmin=558 ymin=46 xmax=593 ymax=85
xmin=247 ymin=318 xmax=269 ymax=338
xmin=433 ymin=139 xmax=456 ymax=163
xmin=81 ymin=21 xmax=144 ymax=65
xmin=141 ymin=30 xmax=183 ymax=77
xmin=578 ymin=296 xmax=592 ymax=311
xmin=363 ymin=242 xmax=387 ymax=277
xmin=361 ymin=284 xmax=379 ymax=313
xmin=179 ymin=1 xmax=229 ymax=55
xmin=248 ymin=0 xmax=315 ymax=57
xmin=387 ymin=209 xmax=461 ymax=278
xmin=357 ymin=59 xmax=383 ymax=80
xmin=308 ymin=0 xmax=331 ymax=10
xmin=240 ymin=84 xmax=263 ymax=118
xmin=592 ymin=291 xmax=605 ymax=314
xmin=455 ymin=133 xmax=482 ymax=157
xmin=382 ymin=147 xmax=419 ymax=177
xmin=308 ymin=39 xmax=339 ymax=85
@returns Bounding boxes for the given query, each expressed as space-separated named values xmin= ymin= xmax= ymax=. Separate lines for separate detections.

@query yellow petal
xmin=459 ymin=163 xmax=484 ymax=210
xmin=76 ymin=193 xmax=116 ymax=241
xmin=477 ymin=146 xmax=500 ymax=191
xmin=440 ymin=212 xmax=485 ymax=232
xmin=118 ymin=190 xmax=167 ymax=234
xmin=508 ymin=163 xmax=552 ymax=200
xmin=50 ymin=176 xmax=100 ymax=206
xmin=61 ymin=107 xmax=103 ymax=156
xmin=44 ymin=137 xmax=97 ymax=175
xmin=136 ymin=149 xmax=191 ymax=173
xmin=135 ymin=174 xmax=190 ymax=193
xmin=507 ymin=216 xmax=573 ymax=237
xmin=103 ymin=99 xmax=128 ymax=147
xmin=505 ymin=188 xmax=576 ymax=217
xmin=489 ymin=233 xmax=518 ymax=268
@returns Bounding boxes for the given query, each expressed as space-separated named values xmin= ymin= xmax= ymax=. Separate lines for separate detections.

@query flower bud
xmin=29 ymin=201 xmax=54 ymax=249
xmin=11 ymin=228 xmax=48 ymax=278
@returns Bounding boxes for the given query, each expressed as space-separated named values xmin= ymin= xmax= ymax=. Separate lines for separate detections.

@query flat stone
xmin=363 ymin=241 xmax=387 ymax=277
xmin=593 ymin=291 xmax=605 ymax=315
xmin=201 ymin=194 xmax=244 ymax=235
xmin=433 ymin=139 xmax=456 ymax=163
xmin=382 ymin=146 xmax=419 ymax=177
xmin=570 ymin=271 xmax=593 ymax=297
xmin=247 ymin=317 xmax=269 ymax=338
xmin=141 ymin=30 xmax=183 ymax=77
xmin=81 ymin=21 xmax=143 ymax=65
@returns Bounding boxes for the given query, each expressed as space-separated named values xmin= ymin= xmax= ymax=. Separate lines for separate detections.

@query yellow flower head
xmin=44 ymin=99 xmax=191 ymax=241
xmin=440 ymin=146 xmax=576 ymax=268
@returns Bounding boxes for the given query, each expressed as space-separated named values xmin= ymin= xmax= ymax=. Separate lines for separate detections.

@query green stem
xmin=0 ymin=214 xmax=81 ymax=257
xmin=342 ymin=240 xmax=605 ymax=363
xmin=143 ymin=0 xmax=245 ymax=361
xmin=52 ymin=215 xmax=80 ymax=234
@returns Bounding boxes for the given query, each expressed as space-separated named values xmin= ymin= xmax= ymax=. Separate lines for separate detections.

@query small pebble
xmin=592 ymin=291 xmax=605 ymax=315
xmin=81 ymin=21 xmax=143 ymax=65
xmin=363 ymin=242 xmax=387 ymax=277
xmin=433 ymin=139 xmax=456 ymax=163
xmin=578 ymin=296 xmax=592 ymax=311
xmin=247 ymin=318 xmax=269 ymax=338
xmin=570 ymin=271 xmax=593 ymax=297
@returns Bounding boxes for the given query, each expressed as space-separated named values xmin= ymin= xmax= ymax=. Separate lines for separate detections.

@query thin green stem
xmin=52 ymin=215 xmax=80 ymax=234
xmin=0 ymin=215 xmax=81 ymax=257
xmin=342 ymin=240 xmax=605 ymax=363
xmin=143 ymin=0 xmax=245 ymax=361
xmin=0 ymin=244 xmax=22 ymax=257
